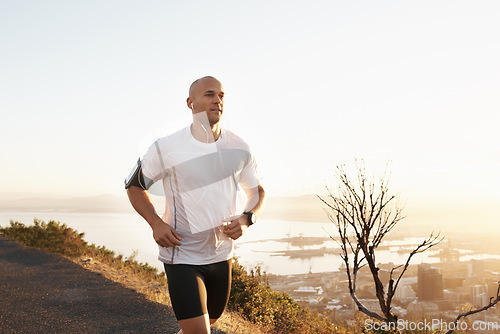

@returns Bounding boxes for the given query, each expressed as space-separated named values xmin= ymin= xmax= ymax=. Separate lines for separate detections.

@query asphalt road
xmin=0 ymin=235 xmax=180 ymax=334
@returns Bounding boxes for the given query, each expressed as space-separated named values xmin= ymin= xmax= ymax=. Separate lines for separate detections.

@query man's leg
xmin=177 ymin=314 xmax=210 ymax=334
xmin=165 ymin=260 xmax=231 ymax=333
xmin=206 ymin=260 xmax=232 ymax=324
xmin=164 ymin=264 xmax=211 ymax=334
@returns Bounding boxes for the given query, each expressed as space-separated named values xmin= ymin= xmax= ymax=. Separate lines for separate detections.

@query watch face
xmin=244 ymin=211 xmax=256 ymax=225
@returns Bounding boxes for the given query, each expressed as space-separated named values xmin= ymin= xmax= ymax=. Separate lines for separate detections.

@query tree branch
xmin=393 ymin=232 xmax=443 ymax=295
xmin=446 ymin=283 xmax=500 ymax=334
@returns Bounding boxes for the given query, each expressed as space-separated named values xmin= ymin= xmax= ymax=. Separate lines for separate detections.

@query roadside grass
xmin=1 ymin=219 xmax=167 ymax=283
xmin=1 ymin=219 xmax=350 ymax=334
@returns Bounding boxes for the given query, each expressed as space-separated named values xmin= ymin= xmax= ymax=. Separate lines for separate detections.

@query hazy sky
xmin=1 ymin=1 xmax=499 ymax=220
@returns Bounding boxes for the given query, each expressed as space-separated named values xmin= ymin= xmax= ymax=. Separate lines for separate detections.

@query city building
xmin=418 ymin=264 xmax=444 ymax=301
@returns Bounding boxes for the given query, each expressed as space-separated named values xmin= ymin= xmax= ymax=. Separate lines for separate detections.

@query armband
xmin=124 ymin=158 xmax=153 ymax=190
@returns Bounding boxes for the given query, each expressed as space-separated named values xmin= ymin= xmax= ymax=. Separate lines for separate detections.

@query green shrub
xmin=1 ymin=219 xmax=87 ymax=257
xmin=229 ymin=259 xmax=347 ymax=334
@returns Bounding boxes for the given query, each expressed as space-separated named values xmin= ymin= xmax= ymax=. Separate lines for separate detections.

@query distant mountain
xmin=0 ymin=194 xmax=134 ymax=213
xmin=0 ymin=193 xmax=329 ymax=222
xmin=2 ymin=193 xmax=494 ymax=234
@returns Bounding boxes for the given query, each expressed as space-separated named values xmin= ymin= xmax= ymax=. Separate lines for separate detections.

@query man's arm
xmin=126 ymin=186 xmax=182 ymax=247
xmin=222 ymin=185 xmax=265 ymax=240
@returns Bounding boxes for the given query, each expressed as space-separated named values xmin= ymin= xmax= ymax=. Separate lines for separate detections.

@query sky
xmin=1 ymin=1 xmax=499 ymax=229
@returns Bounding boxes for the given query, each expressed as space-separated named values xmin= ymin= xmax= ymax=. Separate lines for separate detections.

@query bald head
xmin=189 ymin=76 xmax=222 ymax=98
xmin=186 ymin=76 xmax=225 ymax=126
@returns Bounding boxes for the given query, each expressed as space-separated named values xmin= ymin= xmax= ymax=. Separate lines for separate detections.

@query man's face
xmin=189 ymin=78 xmax=225 ymax=126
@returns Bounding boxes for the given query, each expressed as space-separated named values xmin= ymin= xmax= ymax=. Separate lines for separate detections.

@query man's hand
xmin=222 ymin=215 xmax=248 ymax=240
xmin=151 ymin=219 xmax=182 ymax=247
xmin=126 ymin=187 xmax=181 ymax=247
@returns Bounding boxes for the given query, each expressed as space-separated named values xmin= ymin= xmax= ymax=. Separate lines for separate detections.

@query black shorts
xmin=164 ymin=259 xmax=232 ymax=321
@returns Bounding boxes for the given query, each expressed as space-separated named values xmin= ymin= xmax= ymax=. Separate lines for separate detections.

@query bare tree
xmin=318 ymin=161 xmax=442 ymax=325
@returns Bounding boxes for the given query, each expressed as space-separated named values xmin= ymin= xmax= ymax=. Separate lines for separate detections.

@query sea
xmin=1 ymin=211 xmax=498 ymax=276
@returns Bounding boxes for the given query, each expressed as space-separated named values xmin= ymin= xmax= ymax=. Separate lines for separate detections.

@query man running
xmin=125 ymin=76 xmax=265 ymax=334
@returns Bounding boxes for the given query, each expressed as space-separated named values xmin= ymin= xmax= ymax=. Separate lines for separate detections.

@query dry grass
xmin=0 ymin=219 xmax=265 ymax=334
xmin=71 ymin=255 xmax=265 ymax=334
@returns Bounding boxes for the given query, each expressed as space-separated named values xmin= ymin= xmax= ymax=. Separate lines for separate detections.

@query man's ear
xmin=186 ymin=98 xmax=194 ymax=110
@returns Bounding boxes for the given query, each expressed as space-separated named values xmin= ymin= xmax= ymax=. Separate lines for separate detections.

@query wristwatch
xmin=242 ymin=211 xmax=256 ymax=226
